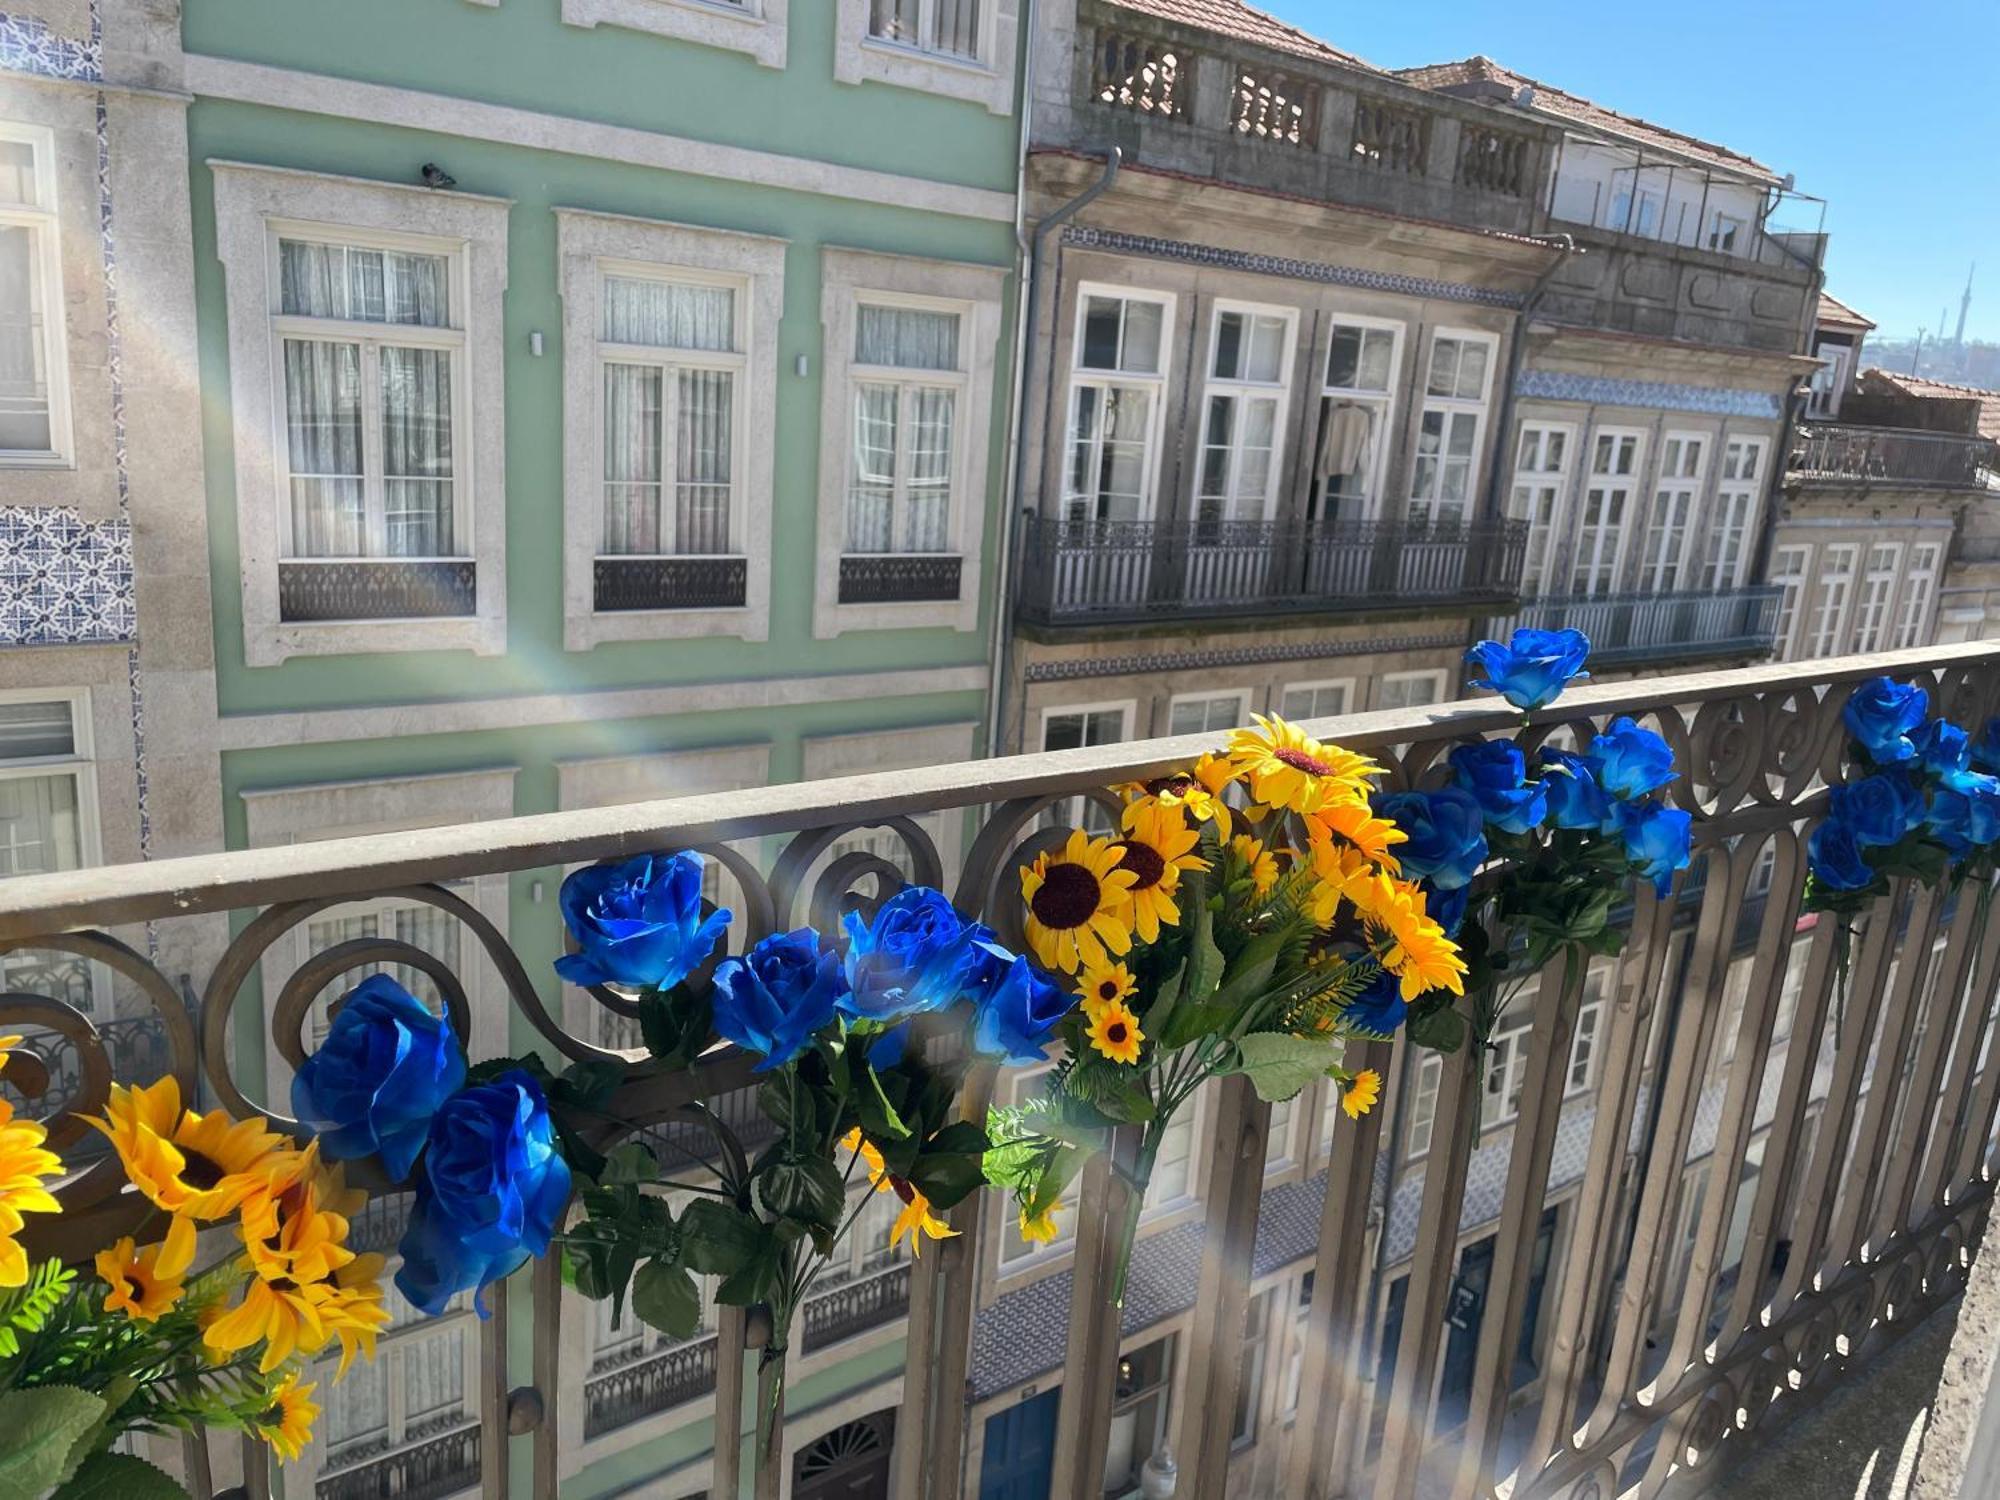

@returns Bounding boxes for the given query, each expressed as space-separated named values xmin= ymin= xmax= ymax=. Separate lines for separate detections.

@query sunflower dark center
xmin=890 ymin=1177 xmax=916 ymax=1206
xmin=269 ymin=1277 xmax=300 ymax=1294
xmin=120 ymin=1276 xmax=143 ymax=1302
xmin=1096 ymin=979 xmax=1120 ymax=1001
xmin=1105 ymin=1021 xmax=1130 ymax=1045
xmin=1144 ymin=774 xmax=1193 ymax=798
xmin=1114 ymin=839 xmax=1167 ymax=891
xmin=260 ymin=1403 xmax=285 ymax=1427
xmin=1031 ymin=863 xmax=1103 ymax=929
xmin=180 ymin=1150 xmax=227 ymax=1192
xmin=1274 ymin=747 xmax=1335 ymax=777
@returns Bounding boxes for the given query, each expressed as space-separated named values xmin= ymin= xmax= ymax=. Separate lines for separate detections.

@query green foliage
xmin=0 ymin=1259 xmax=75 ymax=1359
xmin=1406 ymin=993 xmax=1467 ymax=1054
xmin=51 ymin=1451 xmax=192 ymax=1500
xmin=631 ymin=1261 xmax=703 ymax=1340
xmin=0 ymin=1385 xmax=107 ymax=1497
xmin=1230 ymin=1032 xmax=1345 ymax=1102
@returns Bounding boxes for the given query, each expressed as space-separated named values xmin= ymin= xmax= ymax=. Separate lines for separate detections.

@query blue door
xmin=979 ymin=1388 xmax=1061 ymax=1500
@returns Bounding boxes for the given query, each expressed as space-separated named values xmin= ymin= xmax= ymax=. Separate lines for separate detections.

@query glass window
xmin=1042 ymin=704 xmax=1128 ymax=830
xmin=1701 ymin=439 xmax=1764 ymax=590
xmin=1167 ymin=693 xmax=1245 ymax=737
xmin=1403 ymin=991 xmax=1605 ymax=1151
xmin=1232 ymin=1290 xmax=1272 ymax=1448
xmin=1807 ymin=544 xmax=1857 ymax=657
xmin=0 ymin=696 xmax=93 ymax=1009
xmin=1376 ymin=671 xmax=1444 ymax=710
xmin=868 ymin=0 xmax=982 ymax=61
xmin=847 ymin=301 xmax=965 ymax=556
xmin=1280 ymin=680 xmax=1352 ymax=721
xmin=1263 ymin=1092 xmax=1296 ymax=1172
xmin=1895 ymin=543 xmax=1941 ymax=649
xmin=1408 ymin=334 xmax=1492 ymax=526
xmin=1103 ymin=1335 xmax=1176 ymax=1496
xmin=1194 ymin=306 xmax=1293 ymax=524
xmin=1510 ymin=424 xmax=1571 ymax=596
xmin=1570 ymin=431 xmax=1644 ymax=595
xmin=1317 ymin=321 xmax=1399 ymax=517
xmin=1066 ymin=291 xmax=1172 ymax=524
xmin=997 ymin=1066 xmax=1079 ymax=1267
xmin=1637 ymin=434 xmax=1706 ymax=593
xmin=0 ymin=126 xmax=63 ymax=457
xmin=1769 ymin=543 xmax=1810 ymax=660
xmin=1852 ymin=543 xmax=1902 ymax=653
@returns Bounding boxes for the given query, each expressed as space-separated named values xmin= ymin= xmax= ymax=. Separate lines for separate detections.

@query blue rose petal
xmin=292 ymin=974 xmax=466 ymax=1183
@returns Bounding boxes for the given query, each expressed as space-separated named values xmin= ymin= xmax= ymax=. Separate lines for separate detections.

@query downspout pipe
xmin=1480 ymin=235 xmax=1578 ymax=525
xmin=985 ymin=145 xmax=1122 ymax=758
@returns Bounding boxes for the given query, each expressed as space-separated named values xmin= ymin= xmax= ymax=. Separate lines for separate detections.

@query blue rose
xmin=1448 ymin=740 xmax=1549 ymax=835
xmin=1913 ymin=720 xmax=1970 ymax=776
xmin=292 ymin=974 xmax=467 ymax=1183
xmin=555 ymin=853 xmax=731 ymax=991
xmin=1374 ymin=789 xmax=1488 ymax=891
xmin=710 ymin=929 xmax=848 ymax=1072
xmin=1586 ymin=718 xmax=1676 ymax=800
xmin=1808 ymin=819 xmax=1876 ymax=892
xmin=1424 ymin=881 xmax=1470 ymax=938
xmin=1613 ymin=800 xmax=1692 ymax=897
xmin=840 ymin=885 xmax=976 ymax=1022
xmin=1972 ymin=719 xmax=2000 ymax=774
xmin=1464 ymin=628 xmax=1591 ymax=711
xmin=1340 ymin=968 xmax=1409 ymax=1034
xmin=1843 ymin=677 xmax=1928 ymax=767
xmin=1928 ymin=769 xmax=2000 ymax=856
xmin=1826 ymin=771 xmax=1926 ymax=849
xmin=970 ymin=948 xmax=1071 ymax=1063
xmin=396 ymin=1070 xmax=572 ymax=1317
xmin=1536 ymin=748 xmax=1615 ymax=833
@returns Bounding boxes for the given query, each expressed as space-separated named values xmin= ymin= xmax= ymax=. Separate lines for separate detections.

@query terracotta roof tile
xmin=1863 ymin=369 xmax=2000 ymax=442
xmin=1394 ymin=54 xmax=1779 ymax=183
xmin=1817 ymin=291 xmax=1877 ymax=330
xmin=1104 ymin=0 xmax=1374 ymax=70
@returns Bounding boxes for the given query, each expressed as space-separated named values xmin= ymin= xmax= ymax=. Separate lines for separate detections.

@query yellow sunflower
xmin=203 ymin=1272 xmax=332 ymax=1373
xmin=96 ymin=1212 xmax=196 ymax=1322
xmin=1310 ymin=798 xmax=1407 ymax=872
xmin=319 ymin=1252 xmax=392 ymax=1379
xmin=255 ymin=1372 xmax=320 ymax=1464
xmin=243 ymin=1159 xmax=357 ymax=1289
xmin=1076 ymin=960 xmax=1138 ymax=1017
xmin=1113 ymin=803 xmax=1205 ymax=943
xmin=888 ymin=1180 xmax=957 ymax=1258
xmin=0 ymin=1037 xmax=63 ymax=1288
xmin=841 ymin=1128 xmax=890 ymax=1192
xmin=1120 ymin=752 xmax=1239 ymax=839
xmin=1086 ymin=1000 xmax=1145 ymax=1066
xmin=1021 ymin=829 xmax=1138 ymax=974
xmin=87 ymin=1077 xmax=306 ymax=1223
xmin=1019 ymin=1201 xmax=1063 ymax=1246
xmin=1361 ymin=879 xmax=1468 ymax=1001
xmin=1342 ymin=1069 xmax=1382 ymax=1120
xmin=1227 ymin=716 xmax=1381 ymax=816
xmin=1306 ymin=839 xmax=1377 ymax=927
xmin=1230 ymin=835 xmax=1280 ymax=896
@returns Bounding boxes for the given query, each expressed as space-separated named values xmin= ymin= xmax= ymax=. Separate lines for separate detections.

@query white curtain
xmin=847 ymin=385 xmax=897 ymax=552
xmin=283 ymin=339 xmax=365 ymax=558
xmin=604 ymin=276 xmax=734 ymax=352
xmin=847 ymin=383 xmax=954 ymax=553
xmin=0 ymin=222 xmax=49 ymax=451
xmin=869 ymin=0 xmax=920 ymax=41
xmin=603 ymin=364 xmax=663 ymax=554
xmin=855 ymin=305 xmax=959 ymax=371
xmin=380 ymin=346 xmax=455 ymax=556
xmin=869 ymin=0 xmax=979 ymax=54
xmin=935 ymin=0 xmax=980 ymax=56
xmin=0 ymin=774 xmax=80 ymax=878
xmin=675 ymin=368 xmax=733 ymax=554
xmin=280 ymin=240 xmax=447 ymax=327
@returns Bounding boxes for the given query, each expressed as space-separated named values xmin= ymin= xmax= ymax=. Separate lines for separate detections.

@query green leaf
xmin=1407 ymin=998 xmax=1467 ymax=1054
xmin=1090 ymin=1076 xmax=1157 ymax=1125
xmin=851 ymin=1056 xmax=911 ymax=1143
xmin=1158 ymin=999 xmax=1234 ymax=1052
xmin=678 ymin=1199 xmax=766 ymax=1277
xmin=50 ymin=1452 xmax=191 ymax=1500
xmin=0 ymin=1387 xmax=107 ymax=1498
xmin=1025 ymin=1142 xmax=1090 ymax=1220
xmin=1138 ymin=960 xmax=1186 ymax=1042
xmin=715 ymin=1240 xmax=785 ymax=1307
xmin=754 ymin=1156 xmax=846 ymax=1233
xmin=905 ymin=1145 xmax=986 ymax=1210
xmin=1210 ymin=928 xmax=1288 ymax=1013
xmin=597 ymin=1141 xmax=658 ymax=1187
xmin=1231 ymin=1033 xmax=1345 ymax=1102
xmin=639 ymin=987 xmax=710 ymax=1070
xmin=631 ymin=1260 xmax=704 ymax=1339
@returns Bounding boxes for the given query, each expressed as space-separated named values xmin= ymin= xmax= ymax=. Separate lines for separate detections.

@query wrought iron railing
xmin=802 ymin=1263 xmax=913 ymax=1354
xmin=593 ymin=554 xmax=748 ymax=612
xmin=1790 ymin=423 xmax=1998 ymax=490
xmin=278 ymin=560 xmax=477 ymax=621
xmin=837 ymin=552 xmax=963 ymax=605
xmin=1502 ymin=585 xmax=1784 ymax=666
xmin=5 ymin=643 xmax=2000 ymax=1500
xmin=582 ymin=1335 xmax=720 ymax=1439
xmin=1015 ymin=513 xmax=1528 ymax=627
xmin=316 ymin=1422 xmax=480 ymax=1500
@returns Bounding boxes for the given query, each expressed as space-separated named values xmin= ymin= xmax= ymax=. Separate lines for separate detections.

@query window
xmin=315 ymin=1281 xmax=476 ymax=1482
xmin=1807 ymin=544 xmax=1857 ymax=657
xmin=301 ymin=894 xmax=462 ymax=1048
xmin=1279 ymin=679 xmax=1354 ymax=721
xmin=1263 ymin=1092 xmax=1297 ymax=1172
xmin=1852 ymin=543 xmax=1901 ymax=653
xmin=1280 ymin=1273 xmax=1313 ymax=1417
xmin=1636 ymin=434 xmax=1706 ymax=593
xmin=1375 ymin=670 xmax=1446 ymax=711
xmin=1769 ymin=543 xmax=1809 ymax=659
xmin=1042 ymin=702 xmax=1129 ymax=833
xmin=1141 ymin=1089 xmax=1199 ymax=1214
xmin=1166 ymin=691 xmax=1246 ymax=737
xmin=214 ymin=165 xmax=509 ymax=663
xmin=1104 ymin=1335 xmax=1176 ymax=1496
xmin=1571 ymin=429 xmax=1644 ymax=595
xmin=868 ymin=0 xmax=980 ymax=60
xmin=0 ymin=123 xmax=68 ymax=463
xmin=1895 ymin=543 xmax=1941 ymax=649
xmin=1510 ymin=424 xmax=1572 ymax=595
xmin=1194 ymin=303 xmax=1295 ymax=524
xmin=560 ymin=0 xmax=789 ymax=70
xmin=1406 ymin=986 xmax=1606 ymax=1154
xmin=1064 ymin=288 xmax=1173 ymax=524
xmin=0 ymin=694 xmax=96 ymax=1009
xmin=846 ymin=301 xmax=964 ymax=555
xmin=1232 ymin=1290 xmax=1272 ymax=1448
xmin=1608 ymin=180 xmax=1661 ymax=237
xmin=836 ymin=0 xmax=1016 ymax=112
xmin=998 ymin=1063 xmax=1081 ymax=1267
xmin=1403 ymin=1052 xmax=1443 ymax=1159
xmin=1806 ymin=343 xmax=1851 ymax=420
xmin=1408 ymin=333 xmax=1494 ymax=526
xmin=1315 ymin=319 xmax=1401 ymax=518
xmin=1701 ymin=438 xmax=1764 ymax=590
xmin=1707 ymin=212 xmax=1744 ymax=254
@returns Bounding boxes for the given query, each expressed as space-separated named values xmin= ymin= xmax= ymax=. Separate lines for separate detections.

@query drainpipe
xmin=984 ymin=144 xmax=1122 ymax=759
xmin=1480 ymin=234 xmax=1578 ymax=525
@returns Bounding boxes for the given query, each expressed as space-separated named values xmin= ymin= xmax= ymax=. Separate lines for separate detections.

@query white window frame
xmin=1701 ymin=437 xmax=1765 ymax=590
xmin=558 ymin=208 xmax=783 ymax=650
xmin=834 ymin=0 xmax=1019 ymax=114
xmin=1636 ymin=431 xmax=1708 ymax=594
xmin=1768 ymin=542 xmax=1810 ymax=660
xmin=0 ymin=122 xmax=71 ymax=468
xmin=1060 ymin=283 xmax=1176 ymax=525
xmin=996 ymin=1060 xmax=1081 ymax=1273
xmin=1706 ymin=210 xmax=1745 ymax=255
xmin=1277 ymin=677 xmax=1356 ymax=722
xmin=1894 ymin=543 xmax=1942 ymax=650
xmin=559 ymin=0 xmax=788 ymax=69
xmin=1374 ymin=669 xmax=1448 ymax=710
xmin=1191 ymin=299 xmax=1298 ymax=525
xmin=1509 ymin=421 xmax=1575 ymax=597
xmin=1407 ymin=980 xmax=1607 ymax=1157
xmin=0 ymin=688 xmax=103 ymax=1011
xmin=1570 ymin=425 xmax=1647 ymax=596
xmin=1315 ymin=313 xmax=1404 ymax=521
xmin=813 ymin=248 xmax=1004 ymax=638
xmin=213 ymin=163 xmax=510 ymax=665
xmin=1853 ymin=542 xmax=1902 ymax=653
xmin=1407 ymin=328 xmax=1497 ymax=527
xmin=1807 ymin=543 xmax=1858 ymax=658
xmin=1039 ymin=698 xmax=1132 ymax=833
xmin=1165 ymin=688 xmax=1249 ymax=738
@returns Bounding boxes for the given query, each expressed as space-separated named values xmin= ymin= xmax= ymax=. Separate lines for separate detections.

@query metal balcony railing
xmin=802 ymin=1263 xmax=913 ymax=1353
xmin=6 ymin=643 xmax=2000 ymax=1500
xmin=1790 ymin=423 xmax=1998 ymax=490
xmin=1015 ymin=513 xmax=1528 ymax=627
xmin=1504 ymin=585 xmax=1784 ymax=666
xmin=278 ymin=559 xmax=477 ymax=622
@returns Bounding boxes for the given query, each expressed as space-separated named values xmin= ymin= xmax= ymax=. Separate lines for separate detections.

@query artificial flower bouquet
xmin=982 ymin=714 xmax=1469 ymax=1301
xmin=0 ymin=1036 xmax=387 ymax=1497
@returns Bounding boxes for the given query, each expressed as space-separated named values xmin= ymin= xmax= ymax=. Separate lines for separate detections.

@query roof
xmin=1103 ymin=0 xmax=1373 ymax=70
xmin=1394 ymin=55 xmax=1780 ymax=184
xmin=1817 ymin=291 xmax=1877 ymax=331
xmin=1862 ymin=369 xmax=2000 ymax=443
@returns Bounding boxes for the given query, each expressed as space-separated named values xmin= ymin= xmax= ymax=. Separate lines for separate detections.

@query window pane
xmin=1455 ymin=340 xmax=1489 ymax=399
xmin=380 ymin=346 xmax=455 ymax=557
xmin=603 ymin=275 xmax=735 ymax=352
xmin=0 ymin=772 xmax=81 ymax=877
xmin=279 ymin=240 xmax=448 ymax=326
xmin=283 ymin=339 xmax=365 ymax=559
xmin=676 ymin=368 xmax=734 ymax=554
xmin=1213 ymin=312 xmax=1245 ymax=381
xmin=1120 ymin=299 xmax=1163 ymax=373
xmin=0 ymin=219 xmax=52 ymax=450
xmin=1426 ymin=339 xmax=1459 ymax=397
xmin=868 ymin=0 xmax=921 ymax=40
xmin=0 ymin=140 xmax=35 ymax=207
xmin=603 ymin=363 xmax=663 ymax=554
xmin=847 ymin=382 xmax=898 ymax=553
xmin=0 ymin=701 xmax=75 ymax=761
xmin=934 ymin=0 xmax=981 ymax=57
xmin=906 ymin=386 xmax=955 ymax=550
xmin=856 ymin=304 xmax=960 ymax=371
xmin=1081 ymin=297 xmax=1123 ymax=369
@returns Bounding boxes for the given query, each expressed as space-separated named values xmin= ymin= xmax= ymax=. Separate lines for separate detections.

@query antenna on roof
xmin=1779 ymin=172 xmax=1795 ymax=193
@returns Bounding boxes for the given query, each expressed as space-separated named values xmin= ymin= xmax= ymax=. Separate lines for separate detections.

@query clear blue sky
xmin=1257 ymin=0 xmax=2000 ymax=343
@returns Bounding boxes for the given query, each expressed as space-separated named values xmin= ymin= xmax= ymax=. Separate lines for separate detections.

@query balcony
xmin=837 ymin=552 xmax=963 ymax=605
xmin=593 ymin=554 xmax=748 ymax=612
xmin=1502 ymin=585 xmax=1784 ymax=667
xmin=1014 ymin=514 xmax=1528 ymax=630
xmin=278 ymin=559 xmax=477 ymax=621
xmin=5 ymin=643 xmax=2000 ymax=1499
xmin=1789 ymin=422 xmax=1999 ymax=492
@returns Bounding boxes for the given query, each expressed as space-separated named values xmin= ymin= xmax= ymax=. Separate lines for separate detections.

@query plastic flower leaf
xmin=554 ymin=851 xmax=731 ymax=991
xmin=292 ymin=974 xmax=467 ymax=1183
xmin=1464 ymin=627 xmax=1590 ymax=711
